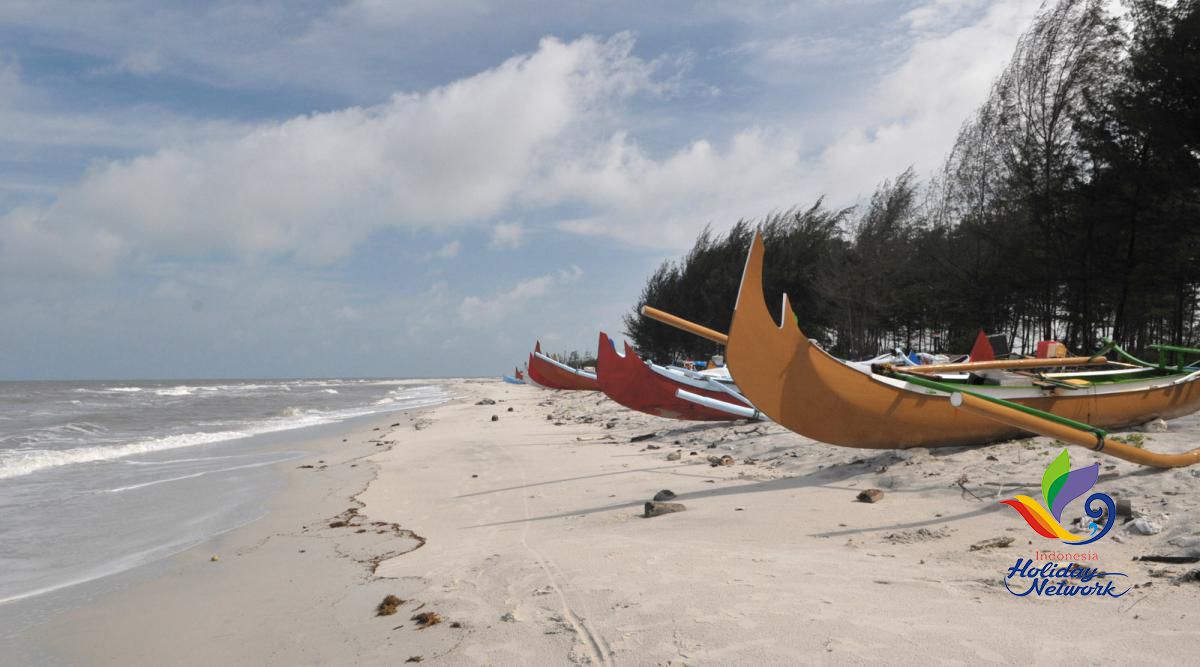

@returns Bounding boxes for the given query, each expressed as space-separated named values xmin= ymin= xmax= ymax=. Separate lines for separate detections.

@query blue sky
xmin=0 ymin=0 xmax=1042 ymax=379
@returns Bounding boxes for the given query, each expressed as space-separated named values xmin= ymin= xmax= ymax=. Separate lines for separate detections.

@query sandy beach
xmin=18 ymin=378 xmax=1200 ymax=665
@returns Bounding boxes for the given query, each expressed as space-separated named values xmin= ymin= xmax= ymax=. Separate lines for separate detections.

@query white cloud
xmin=0 ymin=34 xmax=655 ymax=273
xmin=489 ymin=222 xmax=525 ymax=249
xmin=458 ymin=264 xmax=583 ymax=327
xmin=816 ymin=0 xmax=1040 ymax=201
xmin=434 ymin=240 xmax=460 ymax=259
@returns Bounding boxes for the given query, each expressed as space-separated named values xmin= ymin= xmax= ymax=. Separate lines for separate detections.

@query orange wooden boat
xmin=596 ymin=332 xmax=751 ymax=420
xmin=526 ymin=341 xmax=600 ymax=391
xmin=645 ymin=232 xmax=1200 ymax=468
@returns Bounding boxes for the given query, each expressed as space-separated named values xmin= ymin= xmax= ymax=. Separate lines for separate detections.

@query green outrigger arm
xmin=885 ymin=369 xmax=1200 ymax=468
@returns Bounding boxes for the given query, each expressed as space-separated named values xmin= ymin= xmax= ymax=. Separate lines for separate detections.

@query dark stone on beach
xmin=507 ymin=407 xmax=514 ymax=412
xmin=666 ymin=451 xmax=682 ymax=461
xmin=1134 ymin=555 xmax=1200 ymax=564
xmin=644 ymin=501 xmax=686 ymax=518
xmin=391 ymin=423 xmax=401 ymax=427
xmin=406 ymin=657 xmax=423 ymax=663
xmin=707 ymin=443 xmax=717 ymax=449
xmin=330 ymin=521 xmax=348 ymax=528
xmin=606 ymin=421 xmax=616 ymax=429
xmin=491 ymin=415 xmax=499 ymax=422
xmin=986 ymin=455 xmax=998 ymax=461
xmin=297 ymin=464 xmax=314 ymax=469
xmin=471 ymin=474 xmax=478 ymax=478
xmin=476 ymin=398 xmax=496 ymax=405
xmin=631 ymin=432 xmax=657 ymax=443
xmin=645 ymin=444 xmax=661 ymax=450
xmin=969 ymin=536 xmax=1014 ymax=551
xmin=653 ymin=489 xmax=677 ymax=501
xmin=546 ymin=414 xmax=553 ymax=420
xmin=857 ymin=489 xmax=885 ymax=503
xmin=1114 ymin=496 xmax=1135 ymax=520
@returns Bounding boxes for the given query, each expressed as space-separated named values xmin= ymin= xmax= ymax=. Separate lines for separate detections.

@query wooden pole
xmin=640 ymin=306 xmax=729 ymax=346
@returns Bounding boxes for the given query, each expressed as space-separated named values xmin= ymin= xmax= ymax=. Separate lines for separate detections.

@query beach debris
xmin=1134 ymin=555 xmax=1200 ymax=564
xmin=491 ymin=415 xmax=499 ymax=422
xmin=330 ymin=520 xmax=348 ymax=528
xmin=644 ymin=501 xmax=687 ymax=518
xmin=986 ymin=454 xmax=999 ymax=461
xmin=377 ymin=595 xmax=405 ymax=616
xmin=954 ymin=475 xmax=984 ymax=502
xmin=666 ymin=451 xmax=682 ymax=461
xmin=297 ymin=464 xmax=314 ymax=469
xmin=969 ymin=536 xmax=1015 ymax=551
xmin=744 ymin=457 xmax=757 ymax=464
xmin=735 ymin=507 xmax=744 ymax=511
xmin=210 ymin=555 xmax=219 ymax=562
xmin=475 ymin=398 xmax=496 ymax=405
xmin=500 ymin=611 xmax=519 ymax=622
xmin=507 ymin=407 xmax=514 ymax=412
xmin=412 ymin=611 xmax=443 ymax=628
xmin=653 ymin=489 xmax=677 ymax=501
xmin=706 ymin=455 xmax=723 ymax=466
xmin=645 ymin=444 xmax=661 ymax=450
xmin=1174 ymin=569 xmax=1200 ymax=584
xmin=450 ymin=621 xmax=463 ymax=628
xmin=631 ymin=432 xmax=658 ymax=443
xmin=1131 ymin=517 xmax=1163 ymax=535
xmin=856 ymin=489 xmax=885 ymax=503
xmin=406 ymin=657 xmax=423 ymax=663
xmin=471 ymin=474 xmax=478 ymax=478
xmin=1142 ymin=418 xmax=1169 ymax=433
xmin=884 ymin=527 xmax=953 ymax=544
xmin=606 ymin=420 xmax=616 ymax=429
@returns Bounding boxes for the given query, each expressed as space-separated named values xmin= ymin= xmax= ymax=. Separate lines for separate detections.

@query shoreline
xmin=14 ymin=378 xmax=1200 ymax=664
xmin=6 ymin=393 xmax=457 ymax=665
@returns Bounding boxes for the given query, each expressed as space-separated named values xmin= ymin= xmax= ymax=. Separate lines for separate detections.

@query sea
xmin=0 ymin=378 xmax=450 ymax=618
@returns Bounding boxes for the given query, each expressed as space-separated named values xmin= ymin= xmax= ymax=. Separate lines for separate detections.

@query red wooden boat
xmin=596 ymin=332 xmax=753 ymax=420
xmin=526 ymin=341 xmax=600 ymax=391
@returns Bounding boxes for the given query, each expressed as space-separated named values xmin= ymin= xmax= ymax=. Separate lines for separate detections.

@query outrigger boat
xmin=526 ymin=341 xmax=600 ymax=391
xmin=596 ymin=332 xmax=760 ymax=420
xmin=502 ymin=366 xmax=525 ymax=384
xmin=642 ymin=233 xmax=1200 ymax=468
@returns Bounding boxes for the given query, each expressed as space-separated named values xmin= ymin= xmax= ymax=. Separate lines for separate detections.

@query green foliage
xmin=626 ymin=0 xmax=1200 ymax=362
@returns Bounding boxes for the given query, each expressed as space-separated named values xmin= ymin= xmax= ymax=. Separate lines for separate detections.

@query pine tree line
xmin=625 ymin=0 xmax=1200 ymax=363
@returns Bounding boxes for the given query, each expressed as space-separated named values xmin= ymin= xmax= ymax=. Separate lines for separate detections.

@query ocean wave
xmin=102 ymin=386 xmax=144 ymax=393
xmin=155 ymin=386 xmax=195 ymax=396
xmin=0 ymin=385 xmax=451 ymax=480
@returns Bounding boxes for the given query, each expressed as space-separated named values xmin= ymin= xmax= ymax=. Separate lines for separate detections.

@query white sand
xmin=24 ymin=379 xmax=1200 ymax=665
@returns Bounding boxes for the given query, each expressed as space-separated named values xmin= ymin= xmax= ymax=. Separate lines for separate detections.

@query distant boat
xmin=502 ymin=366 xmax=525 ymax=384
xmin=596 ymin=332 xmax=757 ymax=420
xmin=526 ymin=341 xmax=600 ymax=391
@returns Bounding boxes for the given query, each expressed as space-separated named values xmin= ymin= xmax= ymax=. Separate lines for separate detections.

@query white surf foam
xmin=0 ymin=387 xmax=450 ymax=480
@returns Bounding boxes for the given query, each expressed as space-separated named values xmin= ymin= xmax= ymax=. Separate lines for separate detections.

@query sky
xmin=0 ymin=0 xmax=1044 ymax=380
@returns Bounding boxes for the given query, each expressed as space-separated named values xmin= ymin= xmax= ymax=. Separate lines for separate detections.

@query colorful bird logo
xmin=1000 ymin=449 xmax=1116 ymax=546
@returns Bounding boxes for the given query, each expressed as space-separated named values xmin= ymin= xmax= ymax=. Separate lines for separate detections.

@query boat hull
xmin=727 ymin=234 xmax=1200 ymax=448
xmin=526 ymin=342 xmax=600 ymax=391
xmin=596 ymin=332 xmax=745 ymax=421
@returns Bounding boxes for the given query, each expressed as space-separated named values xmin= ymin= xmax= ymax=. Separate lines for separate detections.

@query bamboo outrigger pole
xmin=883 ymin=356 xmax=1110 ymax=374
xmin=641 ymin=306 xmax=728 ymax=345
xmin=892 ymin=370 xmax=1200 ymax=468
